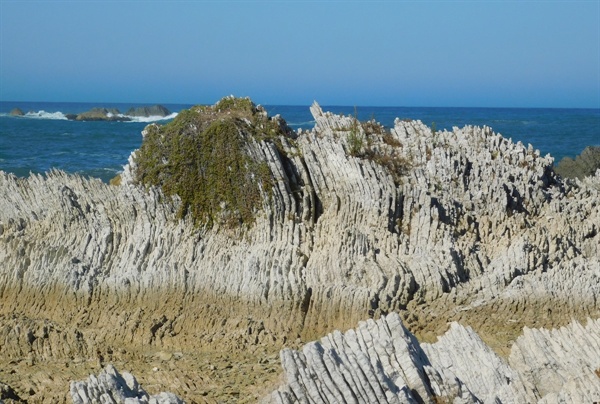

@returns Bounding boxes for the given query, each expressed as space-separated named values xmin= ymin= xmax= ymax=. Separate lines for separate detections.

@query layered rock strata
xmin=70 ymin=364 xmax=183 ymax=404
xmin=267 ymin=313 xmax=600 ymax=403
xmin=0 ymin=98 xmax=598 ymax=400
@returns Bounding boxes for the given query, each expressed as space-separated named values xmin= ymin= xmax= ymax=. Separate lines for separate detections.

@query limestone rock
xmin=70 ymin=364 xmax=183 ymax=404
xmin=0 ymin=97 xmax=598 ymax=400
xmin=268 ymin=313 xmax=600 ymax=404
xmin=0 ymin=380 xmax=24 ymax=402
xmin=509 ymin=317 xmax=600 ymax=401
xmin=270 ymin=313 xmax=433 ymax=403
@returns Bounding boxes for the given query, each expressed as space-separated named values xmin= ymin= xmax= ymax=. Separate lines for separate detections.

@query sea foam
xmin=11 ymin=110 xmax=178 ymax=122
xmin=126 ymin=112 xmax=179 ymax=123
xmin=24 ymin=110 xmax=68 ymax=120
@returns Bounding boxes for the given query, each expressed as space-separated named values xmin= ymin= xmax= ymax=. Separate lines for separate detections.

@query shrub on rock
xmin=134 ymin=96 xmax=288 ymax=228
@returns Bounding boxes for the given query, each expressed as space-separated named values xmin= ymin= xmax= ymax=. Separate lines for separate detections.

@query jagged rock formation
xmin=70 ymin=364 xmax=183 ymax=404
xmin=267 ymin=313 xmax=600 ymax=403
xmin=0 ymin=97 xmax=598 ymax=401
xmin=555 ymin=145 xmax=600 ymax=180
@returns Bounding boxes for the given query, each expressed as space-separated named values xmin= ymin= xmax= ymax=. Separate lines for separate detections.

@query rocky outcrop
xmin=67 ymin=105 xmax=171 ymax=121
xmin=0 ymin=97 xmax=598 ymax=401
xmin=0 ymin=380 xmax=24 ymax=402
xmin=8 ymin=108 xmax=24 ymax=116
xmin=126 ymin=105 xmax=171 ymax=117
xmin=70 ymin=364 xmax=183 ymax=404
xmin=267 ymin=313 xmax=600 ymax=403
xmin=555 ymin=145 xmax=600 ymax=179
xmin=74 ymin=107 xmax=130 ymax=121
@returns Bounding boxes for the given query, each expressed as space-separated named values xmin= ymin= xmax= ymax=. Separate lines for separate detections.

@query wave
xmin=125 ymin=112 xmax=179 ymax=123
xmin=24 ymin=110 xmax=69 ymax=120
xmin=3 ymin=110 xmax=178 ymax=122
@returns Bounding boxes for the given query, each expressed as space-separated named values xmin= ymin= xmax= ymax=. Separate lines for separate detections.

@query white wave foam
xmin=7 ymin=110 xmax=178 ymax=122
xmin=24 ymin=110 xmax=68 ymax=120
xmin=288 ymin=120 xmax=316 ymax=127
xmin=126 ymin=112 xmax=179 ymax=123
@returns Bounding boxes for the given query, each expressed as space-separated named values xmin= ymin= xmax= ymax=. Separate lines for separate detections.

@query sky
xmin=0 ymin=0 xmax=599 ymax=108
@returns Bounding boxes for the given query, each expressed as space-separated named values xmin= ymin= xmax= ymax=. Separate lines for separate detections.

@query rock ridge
xmin=267 ymin=312 xmax=600 ymax=403
xmin=0 ymin=96 xmax=598 ymax=401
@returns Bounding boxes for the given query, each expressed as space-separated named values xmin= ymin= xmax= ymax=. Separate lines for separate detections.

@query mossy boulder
xmin=134 ymin=96 xmax=291 ymax=227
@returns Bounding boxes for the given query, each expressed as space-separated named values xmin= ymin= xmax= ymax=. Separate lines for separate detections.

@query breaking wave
xmin=126 ymin=112 xmax=179 ymax=122
xmin=3 ymin=111 xmax=178 ymax=122
xmin=24 ymin=110 xmax=69 ymax=120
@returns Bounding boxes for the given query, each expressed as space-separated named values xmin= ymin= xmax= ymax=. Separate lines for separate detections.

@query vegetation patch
xmin=342 ymin=111 xmax=412 ymax=185
xmin=134 ymin=96 xmax=289 ymax=228
xmin=109 ymin=174 xmax=122 ymax=186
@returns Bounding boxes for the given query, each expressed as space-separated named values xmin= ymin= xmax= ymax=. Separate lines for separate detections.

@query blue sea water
xmin=1 ymin=101 xmax=598 ymax=183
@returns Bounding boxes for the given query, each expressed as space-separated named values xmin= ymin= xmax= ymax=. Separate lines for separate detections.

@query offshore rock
xmin=70 ymin=364 xmax=183 ymax=404
xmin=74 ymin=107 xmax=131 ymax=121
xmin=125 ymin=105 xmax=171 ymax=117
xmin=0 ymin=97 xmax=598 ymax=400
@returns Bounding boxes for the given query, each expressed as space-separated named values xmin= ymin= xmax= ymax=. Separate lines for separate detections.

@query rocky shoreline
xmin=0 ymin=97 xmax=598 ymax=402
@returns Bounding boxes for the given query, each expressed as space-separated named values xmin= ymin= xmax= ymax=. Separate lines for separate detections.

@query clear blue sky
xmin=1 ymin=0 xmax=599 ymax=107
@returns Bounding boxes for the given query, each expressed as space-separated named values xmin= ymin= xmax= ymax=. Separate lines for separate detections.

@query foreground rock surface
xmin=268 ymin=313 xmax=600 ymax=403
xmin=71 ymin=364 xmax=183 ymax=404
xmin=0 ymin=97 xmax=598 ymax=401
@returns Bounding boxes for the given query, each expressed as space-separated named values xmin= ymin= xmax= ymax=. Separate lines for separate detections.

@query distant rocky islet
xmin=9 ymin=104 xmax=171 ymax=121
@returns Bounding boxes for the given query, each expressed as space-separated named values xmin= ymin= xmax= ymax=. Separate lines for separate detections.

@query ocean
xmin=1 ymin=101 xmax=598 ymax=183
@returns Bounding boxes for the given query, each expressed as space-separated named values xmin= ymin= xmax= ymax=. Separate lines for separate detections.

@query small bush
xmin=346 ymin=108 xmax=364 ymax=156
xmin=382 ymin=133 xmax=402 ymax=148
xmin=337 ymin=110 xmax=413 ymax=185
xmin=134 ymin=97 xmax=284 ymax=228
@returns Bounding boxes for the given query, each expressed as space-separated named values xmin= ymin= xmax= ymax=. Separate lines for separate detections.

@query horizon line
xmin=1 ymin=99 xmax=599 ymax=111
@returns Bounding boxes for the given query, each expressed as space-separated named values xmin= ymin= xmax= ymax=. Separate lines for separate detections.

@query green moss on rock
xmin=134 ymin=96 xmax=287 ymax=227
xmin=109 ymin=174 xmax=122 ymax=186
xmin=555 ymin=146 xmax=600 ymax=180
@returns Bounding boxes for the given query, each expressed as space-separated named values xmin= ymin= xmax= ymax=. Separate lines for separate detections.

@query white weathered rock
xmin=0 ymin=101 xmax=598 ymax=400
xmin=268 ymin=313 xmax=600 ymax=404
xmin=70 ymin=364 xmax=183 ymax=404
